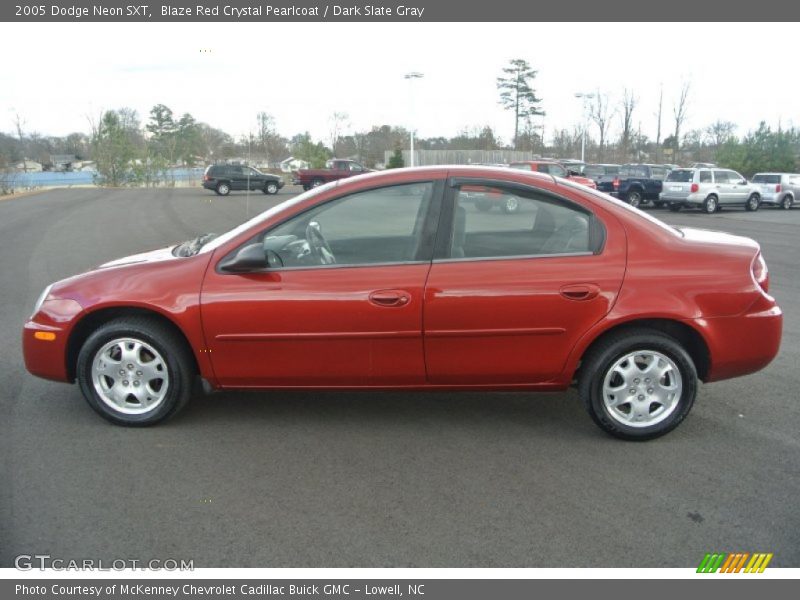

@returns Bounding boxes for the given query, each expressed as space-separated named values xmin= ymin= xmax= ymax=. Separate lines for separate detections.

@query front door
xmin=423 ymin=180 xmax=626 ymax=384
xmin=201 ymin=180 xmax=442 ymax=387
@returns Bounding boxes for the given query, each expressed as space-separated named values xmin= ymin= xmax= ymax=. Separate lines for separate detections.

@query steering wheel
xmin=305 ymin=221 xmax=336 ymax=265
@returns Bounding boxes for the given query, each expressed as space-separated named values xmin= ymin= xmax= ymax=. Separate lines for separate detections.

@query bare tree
xmin=705 ymin=120 xmax=736 ymax=148
xmin=329 ymin=111 xmax=349 ymax=156
xmin=619 ymin=89 xmax=637 ymax=161
xmin=672 ymin=82 xmax=691 ymax=163
xmin=589 ymin=91 xmax=614 ymax=161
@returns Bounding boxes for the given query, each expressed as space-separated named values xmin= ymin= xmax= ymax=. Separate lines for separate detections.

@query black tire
xmin=668 ymin=203 xmax=682 ymax=212
xmin=302 ymin=185 xmax=310 ymax=191
xmin=702 ymin=195 xmax=718 ymax=214
xmin=626 ymin=190 xmax=643 ymax=208
xmin=475 ymin=198 xmax=493 ymax=212
xmin=311 ymin=178 xmax=324 ymax=188
xmin=264 ymin=181 xmax=279 ymax=195
xmin=578 ymin=328 xmax=698 ymax=441
xmin=653 ymin=201 xmax=665 ymax=208
xmin=76 ymin=317 xmax=195 ymax=426
xmin=781 ymin=195 xmax=793 ymax=210
xmin=216 ymin=182 xmax=231 ymax=196
xmin=745 ymin=194 xmax=760 ymax=212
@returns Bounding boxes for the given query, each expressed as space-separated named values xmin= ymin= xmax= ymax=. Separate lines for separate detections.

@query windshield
xmin=509 ymin=163 xmax=533 ymax=171
xmin=752 ymin=174 xmax=781 ymax=184
xmin=666 ymin=169 xmax=695 ymax=182
xmin=199 ymin=181 xmax=340 ymax=254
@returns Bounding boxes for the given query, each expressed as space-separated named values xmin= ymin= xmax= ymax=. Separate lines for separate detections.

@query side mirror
xmin=219 ymin=242 xmax=268 ymax=272
xmin=740 ymin=179 xmax=748 ymax=185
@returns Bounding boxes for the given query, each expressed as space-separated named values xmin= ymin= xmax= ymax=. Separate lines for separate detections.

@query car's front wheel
xmin=76 ymin=317 xmax=194 ymax=426
xmin=500 ymin=196 xmax=520 ymax=213
xmin=578 ymin=329 xmax=698 ymax=440
xmin=745 ymin=194 xmax=761 ymax=212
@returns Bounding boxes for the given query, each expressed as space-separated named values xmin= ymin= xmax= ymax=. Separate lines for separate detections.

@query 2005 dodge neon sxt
xmin=23 ymin=166 xmax=782 ymax=439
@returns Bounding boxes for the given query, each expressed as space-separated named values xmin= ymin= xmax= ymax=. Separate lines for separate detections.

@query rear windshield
xmin=584 ymin=165 xmax=618 ymax=178
xmin=620 ymin=165 xmax=649 ymax=178
xmin=752 ymin=174 xmax=781 ymax=184
xmin=666 ymin=169 xmax=695 ymax=182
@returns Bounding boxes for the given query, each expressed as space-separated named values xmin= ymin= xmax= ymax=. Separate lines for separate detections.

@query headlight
xmin=31 ymin=284 xmax=53 ymax=318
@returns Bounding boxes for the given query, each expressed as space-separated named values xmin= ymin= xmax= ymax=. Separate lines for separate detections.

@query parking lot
xmin=1 ymin=186 xmax=798 ymax=567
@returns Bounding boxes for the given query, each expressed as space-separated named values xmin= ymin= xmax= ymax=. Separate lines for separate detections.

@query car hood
xmin=98 ymin=245 xmax=179 ymax=268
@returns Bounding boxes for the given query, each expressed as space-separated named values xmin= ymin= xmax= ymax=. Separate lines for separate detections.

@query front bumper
xmin=22 ymin=298 xmax=83 ymax=383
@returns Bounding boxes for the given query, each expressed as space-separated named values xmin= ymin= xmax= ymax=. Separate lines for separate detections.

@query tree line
xmin=2 ymin=58 xmax=798 ymax=185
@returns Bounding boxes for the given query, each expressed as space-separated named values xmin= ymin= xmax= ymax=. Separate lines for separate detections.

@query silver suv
xmin=751 ymin=173 xmax=799 ymax=210
xmin=659 ymin=168 xmax=761 ymax=214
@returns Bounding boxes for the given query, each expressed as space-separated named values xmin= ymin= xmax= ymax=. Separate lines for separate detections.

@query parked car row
xmin=585 ymin=162 xmax=798 ymax=213
xmin=202 ymin=159 xmax=798 ymax=215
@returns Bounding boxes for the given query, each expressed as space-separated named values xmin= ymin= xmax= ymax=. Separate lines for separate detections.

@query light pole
xmin=404 ymin=72 xmax=424 ymax=167
xmin=574 ymin=92 xmax=595 ymax=163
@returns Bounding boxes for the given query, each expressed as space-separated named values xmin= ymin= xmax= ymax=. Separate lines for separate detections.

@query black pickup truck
xmin=597 ymin=163 xmax=669 ymax=207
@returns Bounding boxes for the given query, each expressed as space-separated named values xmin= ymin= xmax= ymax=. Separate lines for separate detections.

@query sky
xmin=1 ymin=22 xmax=796 ymax=146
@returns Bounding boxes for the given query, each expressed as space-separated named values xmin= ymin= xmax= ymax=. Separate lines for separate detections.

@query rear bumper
xmin=697 ymin=299 xmax=783 ymax=383
xmin=660 ymin=192 xmax=703 ymax=205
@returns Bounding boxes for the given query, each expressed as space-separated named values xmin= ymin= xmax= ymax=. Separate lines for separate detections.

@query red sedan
xmin=23 ymin=167 xmax=782 ymax=439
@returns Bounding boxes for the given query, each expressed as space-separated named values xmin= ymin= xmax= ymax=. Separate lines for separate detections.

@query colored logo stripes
xmin=697 ymin=552 xmax=773 ymax=573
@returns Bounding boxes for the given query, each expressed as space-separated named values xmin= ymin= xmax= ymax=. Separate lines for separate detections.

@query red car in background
xmin=23 ymin=166 xmax=781 ymax=439
xmin=510 ymin=160 xmax=598 ymax=189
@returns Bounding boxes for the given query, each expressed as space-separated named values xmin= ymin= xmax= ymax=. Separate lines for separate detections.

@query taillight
xmin=203 ymin=174 xmax=209 ymax=181
xmin=612 ymin=177 xmax=619 ymax=190
xmin=690 ymin=183 xmax=699 ymax=193
xmin=752 ymin=252 xmax=769 ymax=293
xmin=775 ymin=184 xmax=781 ymax=193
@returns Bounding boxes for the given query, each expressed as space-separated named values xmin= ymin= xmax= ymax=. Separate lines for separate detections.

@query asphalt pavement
xmin=1 ymin=186 xmax=798 ymax=567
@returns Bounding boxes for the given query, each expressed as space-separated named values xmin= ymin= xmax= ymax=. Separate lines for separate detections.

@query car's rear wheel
xmin=500 ymin=196 xmax=520 ymax=213
xmin=702 ymin=195 xmax=717 ymax=214
xmin=745 ymin=194 xmax=760 ymax=212
xmin=216 ymin=182 xmax=230 ymax=196
xmin=626 ymin=190 xmax=642 ymax=208
xmin=76 ymin=318 xmax=194 ymax=426
xmin=781 ymin=195 xmax=793 ymax=210
xmin=668 ymin=203 xmax=682 ymax=212
xmin=475 ymin=198 xmax=493 ymax=212
xmin=264 ymin=181 xmax=279 ymax=195
xmin=311 ymin=178 xmax=324 ymax=188
xmin=578 ymin=329 xmax=698 ymax=440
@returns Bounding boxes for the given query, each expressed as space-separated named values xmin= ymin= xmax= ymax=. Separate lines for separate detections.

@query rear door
xmin=422 ymin=178 xmax=626 ymax=384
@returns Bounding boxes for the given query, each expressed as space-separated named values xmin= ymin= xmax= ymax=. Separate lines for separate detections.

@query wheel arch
xmin=572 ymin=318 xmax=711 ymax=383
xmin=66 ymin=306 xmax=200 ymax=382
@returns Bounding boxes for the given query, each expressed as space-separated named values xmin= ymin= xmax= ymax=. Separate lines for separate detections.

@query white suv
xmin=751 ymin=173 xmax=799 ymax=210
xmin=659 ymin=168 xmax=761 ymax=214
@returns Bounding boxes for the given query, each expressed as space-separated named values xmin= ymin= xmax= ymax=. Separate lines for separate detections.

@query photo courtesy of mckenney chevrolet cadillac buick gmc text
xmin=23 ymin=166 xmax=782 ymax=440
